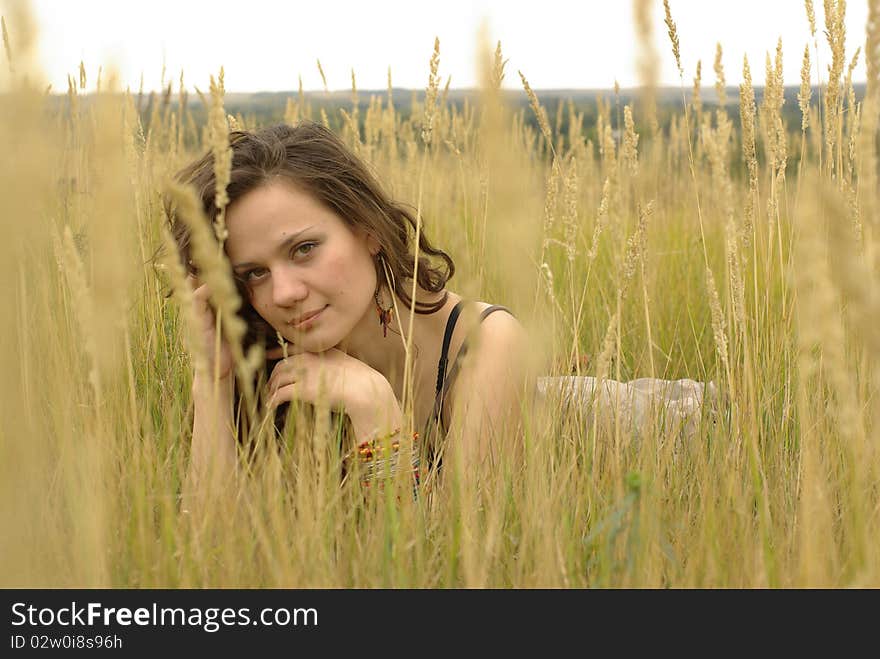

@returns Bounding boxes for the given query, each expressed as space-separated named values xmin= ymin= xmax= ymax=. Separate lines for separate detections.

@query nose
xmin=270 ymin=264 xmax=309 ymax=308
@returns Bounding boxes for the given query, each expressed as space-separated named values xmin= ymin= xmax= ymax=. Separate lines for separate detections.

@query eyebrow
xmin=231 ymin=225 xmax=315 ymax=270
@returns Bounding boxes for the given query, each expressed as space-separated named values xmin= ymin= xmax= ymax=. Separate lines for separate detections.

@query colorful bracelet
xmin=344 ymin=429 xmax=423 ymax=496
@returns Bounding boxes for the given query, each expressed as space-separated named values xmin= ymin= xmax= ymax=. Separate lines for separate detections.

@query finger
xmin=267 ymin=382 xmax=301 ymax=410
xmin=186 ymin=273 xmax=200 ymax=290
xmin=191 ymin=281 xmax=211 ymax=302
xmin=190 ymin=284 xmax=221 ymax=330
xmin=270 ymin=352 xmax=313 ymax=374
xmin=266 ymin=343 xmax=309 ymax=360
xmin=265 ymin=346 xmax=286 ymax=360
xmin=267 ymin=356 xmax=311 ymax=394
xmin=191 ymin=295 xmax=215 ymax=332
xmin=267 ymin=359 xmax=289 ymax=395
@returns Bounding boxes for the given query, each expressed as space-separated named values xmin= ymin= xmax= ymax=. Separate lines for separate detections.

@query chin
xmin=307 ymin=337 xmax=338 ymax=352
xmin=280 ymin=328 xmax=342 ymax=353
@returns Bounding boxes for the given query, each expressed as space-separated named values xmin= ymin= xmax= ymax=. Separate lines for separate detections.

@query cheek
xmin=325 ymin=250 xmax=375 ymax=296
xmin=248 ymin=289 xmax=274 ymax=320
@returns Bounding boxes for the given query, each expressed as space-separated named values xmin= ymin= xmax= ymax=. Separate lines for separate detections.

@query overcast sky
xmin=20 ymin=0 xmax=873 ymax=92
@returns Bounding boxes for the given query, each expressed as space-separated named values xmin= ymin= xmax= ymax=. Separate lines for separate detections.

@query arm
xmin=441 ymin=312 xmax=536 ymax=491
xmin=179 ymin=276 xmax=240 ymax=515
xmin=346 ymin=373 xmax=406 ymax=442
xmin=181 ymin=373 xmax=238 ymax=515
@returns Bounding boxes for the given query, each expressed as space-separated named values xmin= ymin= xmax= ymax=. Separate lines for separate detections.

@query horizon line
xmin=39 ymin=81 xmax=869 ymax=97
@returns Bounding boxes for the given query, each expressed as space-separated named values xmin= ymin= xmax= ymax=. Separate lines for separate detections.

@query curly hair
xmin=166 ymin=120 xmax=454 ymax=348
xmin=161 ymin=121 xmax=455 ymax=460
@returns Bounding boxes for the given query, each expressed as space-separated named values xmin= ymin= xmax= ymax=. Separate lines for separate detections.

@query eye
xmin=242 ymin=267 xmax=268 ymax=283
xmin=292 ymin=242 xmax=317 ymax=259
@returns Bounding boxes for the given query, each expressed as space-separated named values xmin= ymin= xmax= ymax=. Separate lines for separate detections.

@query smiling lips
xmin=288 ymin=306 xmax=326 ymax=327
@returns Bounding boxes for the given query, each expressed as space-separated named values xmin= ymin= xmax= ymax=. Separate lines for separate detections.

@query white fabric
xmin=535 ymin=375 xmax=719 ymax=441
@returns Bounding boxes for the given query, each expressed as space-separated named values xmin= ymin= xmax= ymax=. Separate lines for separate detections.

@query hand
xmin=188 ymin=274 xmax=234 ymax=381
xmin=265 ymin=346 xmax=405 ymax=444
xmin=264 ymin=347 xmax=387 ymax=415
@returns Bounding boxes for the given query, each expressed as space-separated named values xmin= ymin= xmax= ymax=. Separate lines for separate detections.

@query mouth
xmin=288 ymin=305 xmax=327 ymax=328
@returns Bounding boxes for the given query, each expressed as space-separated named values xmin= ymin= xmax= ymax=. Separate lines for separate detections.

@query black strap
xmin=430 ymin=303 xmax=513 ymax=435
xmin=435 ymin=300 xmax=466 ymax=395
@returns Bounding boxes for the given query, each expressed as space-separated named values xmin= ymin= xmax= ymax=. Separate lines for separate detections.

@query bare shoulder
xmin=470 ymin=303 xmax=527 ymax=350
xmin=453 ymin=301 xmax=530 ymax=384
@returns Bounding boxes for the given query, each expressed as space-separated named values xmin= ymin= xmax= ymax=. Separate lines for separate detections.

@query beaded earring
xmin=375 ymin=290 xmax=393 ymax=337
xmin=374 ymin=253 xmax=394 ymax=337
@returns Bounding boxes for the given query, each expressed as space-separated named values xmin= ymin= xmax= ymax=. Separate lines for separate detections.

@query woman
xmin=168 ymin=121 xmax=533 ymax=504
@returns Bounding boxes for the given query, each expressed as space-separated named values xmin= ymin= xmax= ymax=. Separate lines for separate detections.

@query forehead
xmin=224 ymin=180 xmax=345 ymax=256
xmin=225 ymin=179 xmax=335 ymax=235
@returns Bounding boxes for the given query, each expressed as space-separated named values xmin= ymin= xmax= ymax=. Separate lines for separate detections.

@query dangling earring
xmin=374 ymin=254 xmax=394 ymax=338
xmin=375 ymin=290 xmax=393 ymax=338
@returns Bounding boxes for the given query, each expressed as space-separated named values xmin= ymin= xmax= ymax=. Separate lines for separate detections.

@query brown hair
xmin=162 ymin=121 xmax=455 ymax=460
xmin=167 ymin=120 xmax=454 ymax=350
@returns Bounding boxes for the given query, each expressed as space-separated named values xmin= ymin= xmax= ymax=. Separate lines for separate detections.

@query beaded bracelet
xmin=343 ymin=428 xmax=424 ymax=497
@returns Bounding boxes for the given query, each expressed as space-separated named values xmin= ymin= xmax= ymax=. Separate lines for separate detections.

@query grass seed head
xmin=421 ymin=37 xmax=441 ymax=146
xmin=519 ymin=70 xmax=553 ymax=147
xmin=317 ymin=58 xmax=328 ymax=93
xmin=208 ymin=69 xmax=232 ymax=244
xmin=799 ymin=45 xmax=812 ymax=131
xmin=805 ymin=0 xmax=817 ymax=38
xmin=714 ymin=43 xmax=726 ymax=107
xmin=693 ymin=60 xmax=703 ymax=118
xmin=623 ymin=104 xmax=640 ymax=177
xmin=663 ymin=0 xmax=682 ymax=76
xmin=2 ymin=16 xmax=12 ymax=73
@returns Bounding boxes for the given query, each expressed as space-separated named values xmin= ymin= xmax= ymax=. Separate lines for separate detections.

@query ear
xmin=365 ymin=232 xmax=381 ymax=257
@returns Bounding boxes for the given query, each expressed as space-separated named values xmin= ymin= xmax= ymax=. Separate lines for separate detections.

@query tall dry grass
xmin=0 ymin=0 xmax=878 ymax=587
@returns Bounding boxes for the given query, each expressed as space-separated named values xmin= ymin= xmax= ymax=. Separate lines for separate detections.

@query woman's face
xmin=224 ymin=178 xmax=380 ymax=351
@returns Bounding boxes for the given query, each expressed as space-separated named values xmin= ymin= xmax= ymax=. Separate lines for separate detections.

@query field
xmin=1 ymin=1 xmax=878 ymax=587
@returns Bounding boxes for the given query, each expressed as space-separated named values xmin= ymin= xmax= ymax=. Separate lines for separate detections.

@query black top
xmin=421 ymin=300 xmax=514 ymax=471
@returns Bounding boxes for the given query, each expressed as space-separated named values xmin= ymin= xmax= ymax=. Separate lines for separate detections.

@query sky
xmin=15 ymin=0 xmax=873 ymax=93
